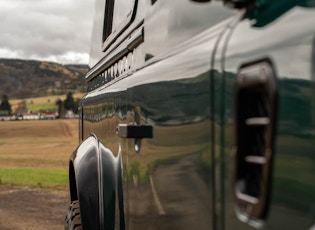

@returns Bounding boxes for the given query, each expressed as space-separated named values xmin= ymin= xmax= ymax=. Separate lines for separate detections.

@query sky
xmin=0 ymin=0 xmax=95 ymax=65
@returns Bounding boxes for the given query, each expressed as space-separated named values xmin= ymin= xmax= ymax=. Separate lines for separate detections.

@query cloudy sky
xmin=0 ymin=0 xmax=95 ymax=64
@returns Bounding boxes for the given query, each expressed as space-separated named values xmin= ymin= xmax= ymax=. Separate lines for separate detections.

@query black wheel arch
xmin=68 ymin=134 xmax=123 ymax=229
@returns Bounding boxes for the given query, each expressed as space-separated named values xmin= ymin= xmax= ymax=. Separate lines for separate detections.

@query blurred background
xmin=0 ymin=0 xmax=95 ymax=229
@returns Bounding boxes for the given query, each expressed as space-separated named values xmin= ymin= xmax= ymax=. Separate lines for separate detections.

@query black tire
xmin=65 ymin=200 xmax=82 ymax=230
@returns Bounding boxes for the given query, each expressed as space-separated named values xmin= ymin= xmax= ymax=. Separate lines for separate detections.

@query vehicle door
xmin=220 ymin=1 xmax=315 ymax=229
xmin=82 ymin=0 xmax=140 ymax=228
xmin=122 ymin=0 xmax=235 ymax=229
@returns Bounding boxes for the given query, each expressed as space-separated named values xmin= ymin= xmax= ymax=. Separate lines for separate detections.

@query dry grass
xmin=0 ymin=119 xmax=78 ymax=185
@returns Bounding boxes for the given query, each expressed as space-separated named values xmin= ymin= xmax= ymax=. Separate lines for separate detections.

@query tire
xmin=65 ymin=200 xmax=82 ymax=230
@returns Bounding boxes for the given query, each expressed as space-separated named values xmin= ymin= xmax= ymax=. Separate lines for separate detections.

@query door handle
xmin=117 ymin=124 xmax=153 ymax=139
xmin=233 ymin=59 xmax=278 ymax=225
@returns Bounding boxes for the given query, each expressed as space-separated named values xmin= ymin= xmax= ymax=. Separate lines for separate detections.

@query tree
xmin=64 ymin=92 xmax=79 ymax=112
xmin=56 ymin=98 xmax=64 ymax=118
xmin=0 ymin=94 xmax=12 ymax=114
xmin=64 ymin=92 xmax=75 ymax=111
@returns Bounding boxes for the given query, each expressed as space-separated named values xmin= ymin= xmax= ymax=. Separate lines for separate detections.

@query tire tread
xmin=65 ymin=200 xmax=82 ymax=230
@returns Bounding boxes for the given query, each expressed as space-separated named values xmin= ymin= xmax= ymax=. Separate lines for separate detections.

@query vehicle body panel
xmin=221 ymin=3 xmax=315 ymax=229
xmin=67 ymin=0 xmax=315 ymax=229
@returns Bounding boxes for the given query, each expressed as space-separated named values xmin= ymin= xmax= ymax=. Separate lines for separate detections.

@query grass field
xmin=10 ymin=93 xmax=85 ymax=112
xmin=0 ymin=119 xmax=78 ymax=186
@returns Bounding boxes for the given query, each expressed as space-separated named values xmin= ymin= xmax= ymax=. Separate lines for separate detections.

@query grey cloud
xmin=0 ymin=0 xmax=94 ymax=64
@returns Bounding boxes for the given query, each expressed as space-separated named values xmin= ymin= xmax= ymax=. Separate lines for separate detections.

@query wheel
xmin=65 ymin=200 xmax=82 ymax=230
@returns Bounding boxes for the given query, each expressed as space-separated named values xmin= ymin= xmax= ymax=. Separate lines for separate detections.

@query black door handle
xmin=117 ymin=124 xmax=153 ymax=139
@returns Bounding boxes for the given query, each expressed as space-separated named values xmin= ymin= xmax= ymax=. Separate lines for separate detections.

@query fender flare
xmin=68 ymin=134 xmax=124 ymax=229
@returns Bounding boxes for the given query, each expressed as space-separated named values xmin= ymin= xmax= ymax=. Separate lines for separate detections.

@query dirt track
xmin=0 ymin=185 xmax=68 ymax=230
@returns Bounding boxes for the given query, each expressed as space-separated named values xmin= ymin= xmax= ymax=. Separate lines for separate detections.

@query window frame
xmin=102 ymin=0 xmax=137 ymax=51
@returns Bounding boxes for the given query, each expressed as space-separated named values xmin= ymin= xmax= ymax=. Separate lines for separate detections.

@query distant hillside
xmin=0 ymin=58 xmax=89 ymax=98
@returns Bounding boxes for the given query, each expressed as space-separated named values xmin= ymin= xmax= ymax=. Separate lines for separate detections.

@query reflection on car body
xmin=65 ymin=0 xmax=315 ymax=229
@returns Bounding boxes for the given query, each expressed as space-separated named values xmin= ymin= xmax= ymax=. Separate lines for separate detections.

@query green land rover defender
xmin=65 ymin=0 xmax=315 ymax=229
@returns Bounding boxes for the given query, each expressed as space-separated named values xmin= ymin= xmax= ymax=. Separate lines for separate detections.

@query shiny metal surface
xmin=72 ymin=0 xmax=315 ymax=229
xmin=222 ymin=4 xmax=315 ymax=230
xmin=70 ymin=135 xmax=123 ymax=229
xmin=81 ymin=1 xmax=235 ymax=229
xmin=70 ymin=136 xmax=101 ymax=229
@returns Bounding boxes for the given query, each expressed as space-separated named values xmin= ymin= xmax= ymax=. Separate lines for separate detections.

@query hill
xmin=0 ymin=58 xmax=89 ymax=98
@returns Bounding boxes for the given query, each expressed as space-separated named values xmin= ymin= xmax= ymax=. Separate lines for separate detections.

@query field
xmin=0 ymin=119 xmax=78 ymax=229
xmin=0 ymin=119 xmax=78 ymax=185
xmin=10 ymin=92 xmax=84 ymax=112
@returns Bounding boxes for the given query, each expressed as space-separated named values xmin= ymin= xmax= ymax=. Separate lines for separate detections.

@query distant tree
xmin=64 ymin=92 xmax=75 ymax=111
xmin=56 ymin=98 xmax=64 ymax=118
xmin=0 ymin=94 xmax=12 ymax=114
